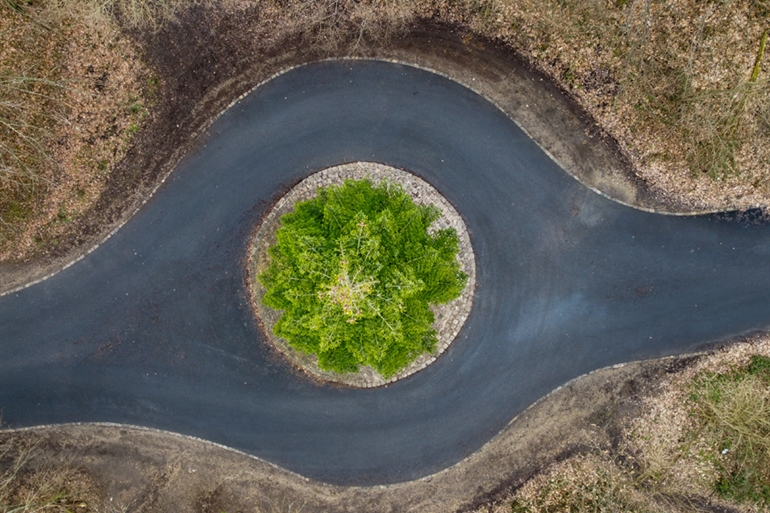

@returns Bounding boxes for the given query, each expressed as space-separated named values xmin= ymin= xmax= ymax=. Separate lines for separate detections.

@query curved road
xmin=1 ymin=61 xmax=769 ymax=486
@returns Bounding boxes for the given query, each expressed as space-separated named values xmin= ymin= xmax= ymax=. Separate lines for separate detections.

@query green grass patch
xmin=689 ymin=355 xmax=770 ymax=507
xmin=259 ymin=178 xmax=467 ymax=378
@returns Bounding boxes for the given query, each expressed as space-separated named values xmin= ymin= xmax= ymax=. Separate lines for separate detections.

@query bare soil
xmin=477 ymin=333 xmax=770 ymax=513
xmin=6 ymin=2 xmax=764 ymax=293
xmin=6 ymin=340 xmax=762 ymax=513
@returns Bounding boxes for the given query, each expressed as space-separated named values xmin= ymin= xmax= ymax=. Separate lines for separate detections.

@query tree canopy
xmin=259 ymin=178 xmax=468 ymax=378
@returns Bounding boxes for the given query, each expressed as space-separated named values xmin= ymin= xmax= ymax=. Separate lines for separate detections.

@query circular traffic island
xmin=249 ymin=162 xmax=476 ymax=387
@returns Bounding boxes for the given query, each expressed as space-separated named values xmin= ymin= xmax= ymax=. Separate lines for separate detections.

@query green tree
xmin=259 ymin=178 xmax=467 ymax=378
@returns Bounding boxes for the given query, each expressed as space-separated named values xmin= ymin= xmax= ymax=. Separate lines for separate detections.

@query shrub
xmin=259 ymin=178 xmax=467 ymax=379
xmin=509 ymin=456 xmax=654 ymax=513
xmin=0 ymin=437 xmax=101 ymax=512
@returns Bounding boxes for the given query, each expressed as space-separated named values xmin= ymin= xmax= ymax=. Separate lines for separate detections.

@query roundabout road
xmin=1 ymin=60 xmax=769 ymax=486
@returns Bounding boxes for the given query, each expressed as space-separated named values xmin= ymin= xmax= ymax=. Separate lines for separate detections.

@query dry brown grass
xmin=448 ymin=0 xmax=770 ymax=210
xmin=506 ymin=455 xmax=658 ymax=513
xmin=0 ymin=1 xmax=66 ymax=244
xmin=0 ymin=435 xmax=104 ymax=512
xmin=282 ymin=0 xmax=419 ymax=51
xmin=479 ymin=335 xmax=770 ymax=513
xmin=689 ymin=355 xmax=770 ymax=506
xmin=0 ymin=0 xmax=147 ymax=260
xmin=0 ymin=0 xmax=425 ymax=264
xmin=1 ymin=0 xmax=767 ymax=263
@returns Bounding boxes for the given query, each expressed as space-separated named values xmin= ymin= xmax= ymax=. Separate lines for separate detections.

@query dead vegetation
xmin=442 ymin=0 xmax=770 ymax=210
xmin=283 ymin=0 xmax=418 ymax=51
xmin=0 ymin=0 xmax=147 ymax=261
xmin=0 ymin=435 xmax=106 ymax=513
xmin=478 ymin=335 xmax=770 ymax=513
xmin=1 ymin=0 xmax=767 ymax=265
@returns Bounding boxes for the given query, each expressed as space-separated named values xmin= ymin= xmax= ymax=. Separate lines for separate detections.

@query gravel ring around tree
xmin=248 ymin=162 xmax=476 ymax=388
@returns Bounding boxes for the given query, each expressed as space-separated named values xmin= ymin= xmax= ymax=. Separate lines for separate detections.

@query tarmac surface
xmin=2 ymin=60 xmax=769 ymax=486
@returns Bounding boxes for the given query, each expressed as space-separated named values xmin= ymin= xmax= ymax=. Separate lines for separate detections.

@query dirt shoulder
xmin=373 ymin=24 xmax=656 ymax=211
xmin=7 ymin=338 xmax=763 ymax=513
xmin=0 ymin=15 xmax=698 ymax=295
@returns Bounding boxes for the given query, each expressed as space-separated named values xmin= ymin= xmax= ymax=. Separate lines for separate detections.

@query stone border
xmin=247 ymin=162 xmax=476 ymax=388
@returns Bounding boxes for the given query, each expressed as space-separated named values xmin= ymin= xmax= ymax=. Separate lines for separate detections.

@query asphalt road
xmin=2 ymin=60 xmax=769 ymax=486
